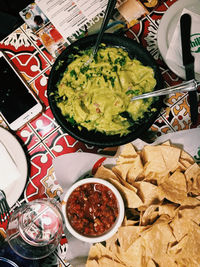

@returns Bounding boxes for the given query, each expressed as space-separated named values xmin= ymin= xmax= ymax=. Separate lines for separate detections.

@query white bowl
xmin=62 ymin=178 xmax=125 ymax=243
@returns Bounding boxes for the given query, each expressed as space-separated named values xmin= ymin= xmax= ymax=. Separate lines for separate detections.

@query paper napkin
xmin=0 ymin=142 xmax=21 ymax=196
xmin=166 ymin=8 xmax=200 ymax=75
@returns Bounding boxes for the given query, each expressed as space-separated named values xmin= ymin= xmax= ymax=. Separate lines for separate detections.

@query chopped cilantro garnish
xmin=109 ymin=77 xmax=116 ymax=87
xmin=70 ymin=70 xmax=77 ymax=80
xmin=126 ymin=89 xmax=140 ymax=95
xmin=80 ymin=65 xmax=89 ymax=74
xmin=108 ymin=53 xmax=112 ymax=64
xmin=68 ymin=117 xmax=76 ymax=125
xmin=86 ymin=73 xmax=93 ymax=80
xmin=103 ymin=75 xmax=108 ymax=82
xmin=114 ymin=56 xmax=126 ymax=66
xmin=112 ymin=65 xmax=118 ymax=72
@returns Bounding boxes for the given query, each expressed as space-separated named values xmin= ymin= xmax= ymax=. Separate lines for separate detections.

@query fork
xmin=130 ymin=79 xmax=200 ymax=101
xmin=0 ymin=190 xmax=10 ymax=223
xmin=84 ymin=0 xmax=117 ymax=66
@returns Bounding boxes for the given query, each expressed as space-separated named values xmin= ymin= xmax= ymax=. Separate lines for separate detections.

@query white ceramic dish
xmin=62 ymin=177 xmax=125 ymax=243
xmin=157 ymin=0 xmax=200 ymax=80
xmin=0 ymin=127 xmax=27 ymax=207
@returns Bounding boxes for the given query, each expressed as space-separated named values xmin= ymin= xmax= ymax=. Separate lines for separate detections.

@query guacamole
xmin=56 ymin=46 xmax=157 ymax=136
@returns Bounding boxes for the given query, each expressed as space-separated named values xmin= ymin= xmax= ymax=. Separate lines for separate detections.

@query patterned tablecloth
xmin=0 ymin=0 xmax=199 ymax=266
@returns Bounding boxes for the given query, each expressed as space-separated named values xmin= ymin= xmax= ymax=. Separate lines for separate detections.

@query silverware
xmin=85 ymin=0 xmax=117 ymax=65
xmin=180 ymin=13 xmax=198 ymax=124
xmin=130 ymin=79 xmax=199 ymax=101
xmin=0 ymin=190 xmax=10 ymax=223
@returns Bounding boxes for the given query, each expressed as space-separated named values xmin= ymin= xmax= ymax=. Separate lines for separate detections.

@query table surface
xmin=0 ymin=0 xmax=199 ymax=265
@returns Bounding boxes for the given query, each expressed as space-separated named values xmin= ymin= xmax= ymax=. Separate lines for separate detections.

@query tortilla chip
xmin=126 ymin=155 xmax=144 ymax=183
xmin=153 ymin=214 xmax=172 ymax=225
xmin=143 ymin=172 xmax=169 ymax=185
xmin=173 ymin=257 xmax=199 ymax=267
xmin=185 ymin=163 xmax=200 ymax=195
xmin=146 ymin=259 xmax=157 ymax=267
xmin=115 ymin=236 xmax=145 ymax=267
xmin=169 ymin=220 xmax=200 ymax=264
xmin=135 ymin=181 xmax=163 ymax=207
xmin=106 ymin=232 xmax=119 ymax=254
xmin=117 ymin=225 xmax=147 ymax=251
xmin=160 ymin=145 xmax=181 ymax=172
xmin=105 ymin=177 xmax=143 ymax=208
xmin=142 ymin=145 xmax=168 ymax=175
xmin=98 ymin=257 xmax=126 ymax=267
xmin=87 ymin=256 xmax=125 ymax=267
xmin=180 ymin=149 xmax=195 ymax=164
xmin=179 ymin=205 xmax=200 ymax=225
xmin=158 ymin=171 xmax=187 ymax=204
xmin=86 ymin=259 xmax=99 ymax=267
xmin=161 ymin=140 xmax=171 ymax=146
xmin=179 ymin=158 xmax=193 ymax=169
xmin=170 ymin=215 xmax=191 ymax=242
xmin=140 ymin=204 xmax=159 ymax=225
xmin=86 ymin=242 xmax=126 ymax=267
xmin=168 ymin=234 xmax=189 ymax=256
xmin=87 ymin=243 xmax=119 ymax=263
xmin=122 ymin=217 xmax=139 ymax=226
xmin=158 ymin=203 xmax=179 ymax=219
xmin=119 ymin=143 xmax=138 ymax=158
xmin=112 ymin=163 xmax=134 ymax=180
xmin=116 ymin=156 xmax=135 ymax=165
xmin=141 ymin=223 xmax=176 ymax=265
xmin=87 ymin=243 xmax=108 ymax=259
xmin=111 ymin=167 xmax=138 ymax=192
xmin=176 ymin=161 xmax=187 ymax=172
xmin=180 ymin=196 xmax=200 ymax=206
xmin=94 ymin=165 xmax=119 ymax=181
xmin=141 ymin=211 xmax=159 ymax=226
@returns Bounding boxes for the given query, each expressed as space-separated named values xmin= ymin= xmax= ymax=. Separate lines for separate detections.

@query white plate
xmin=0 ymin=127 xmax=27 ymax=207
xmin=157 ymin=0 xmax=200 ymax=80
xmin=53 ymin=128 xmax=200 ymax=265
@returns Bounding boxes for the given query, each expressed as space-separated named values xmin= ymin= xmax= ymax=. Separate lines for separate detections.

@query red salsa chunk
xmin=66 ymin=182 xmax=119 ymax=237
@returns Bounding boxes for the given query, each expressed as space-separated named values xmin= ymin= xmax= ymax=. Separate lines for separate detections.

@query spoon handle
xmin=130 ymin=79 xmax=199 ymax=101
xmin=92 ymin=0 xmax=117 ymax=57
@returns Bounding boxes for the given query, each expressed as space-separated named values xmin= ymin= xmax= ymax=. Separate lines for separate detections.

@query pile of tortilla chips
xmin=86 ymin=141 xmax=200 ymax=267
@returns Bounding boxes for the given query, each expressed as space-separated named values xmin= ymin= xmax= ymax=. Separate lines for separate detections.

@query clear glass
xmin=6 ymin=199 xmax=64 ymax=260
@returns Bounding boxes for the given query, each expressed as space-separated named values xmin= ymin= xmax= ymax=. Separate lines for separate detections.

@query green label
xmin=190 ymin=33 xmax=200 ymax=53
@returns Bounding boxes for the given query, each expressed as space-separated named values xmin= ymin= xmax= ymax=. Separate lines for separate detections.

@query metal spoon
xmin=85 ymin=0 xmax=117 ymax=65
xmin=130 ymin=79 xmax=200 ymax=101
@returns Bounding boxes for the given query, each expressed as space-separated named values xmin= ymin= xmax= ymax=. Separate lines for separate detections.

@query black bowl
xmin=47 ymin=33 xmax=163 ymax=148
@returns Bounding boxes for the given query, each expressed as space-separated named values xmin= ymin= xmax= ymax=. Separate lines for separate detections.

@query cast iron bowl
xmin=47 ymin=33 xmax=164 ymax=148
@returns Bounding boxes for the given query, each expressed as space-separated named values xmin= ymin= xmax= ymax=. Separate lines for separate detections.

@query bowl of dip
xmin=47 ymin=33 xmax=164 ymax=148
xmin=62 ymin=178 xmax=125 ymax=243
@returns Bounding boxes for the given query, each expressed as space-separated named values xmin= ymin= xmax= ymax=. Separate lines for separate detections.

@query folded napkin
xmin=0 ymin=141 xmax=20 ymax=196
xmin=166 ymin=8 xmax=200 ymax=76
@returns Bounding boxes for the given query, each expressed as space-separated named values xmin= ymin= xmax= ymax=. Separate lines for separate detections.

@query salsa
xmin=66 ymin=182 xmax=119 ymax=237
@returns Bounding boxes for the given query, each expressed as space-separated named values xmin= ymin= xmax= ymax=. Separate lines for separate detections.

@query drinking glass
xmin=6 ymin=198 xmax=64 ymax=260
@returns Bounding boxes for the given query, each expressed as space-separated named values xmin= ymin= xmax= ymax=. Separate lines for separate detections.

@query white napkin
xmin=166 ymin=8 xmax=200 ymax=76
xmin=0 ymin=141 xmax=21 ymax=196
xmin=53 ymin=152 xmax=116 ymax=196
